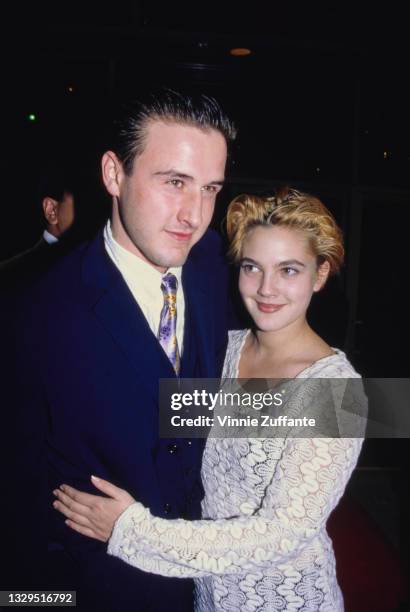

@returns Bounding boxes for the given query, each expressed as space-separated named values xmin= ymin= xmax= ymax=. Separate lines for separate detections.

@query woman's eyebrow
xmin=240 ymin=257 xmax=260 ymax=265
xmin=278 ymin=259 xmax=306 ymax=267
xmin=240 ymin=257 xmax=306 ymax=268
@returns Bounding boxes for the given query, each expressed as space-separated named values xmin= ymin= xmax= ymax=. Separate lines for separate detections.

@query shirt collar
xmin=103 ymin=220 xmax=182 ymax=288
xmin=43 ymin=229 xmax=59 ymax=245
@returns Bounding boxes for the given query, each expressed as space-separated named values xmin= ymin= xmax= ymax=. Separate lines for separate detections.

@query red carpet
xmin=327 ymin=497 xmax=408 ymax=611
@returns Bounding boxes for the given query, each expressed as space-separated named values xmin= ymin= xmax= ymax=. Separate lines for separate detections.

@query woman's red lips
xmin=256 ymin=302 xmax=285 ymax=313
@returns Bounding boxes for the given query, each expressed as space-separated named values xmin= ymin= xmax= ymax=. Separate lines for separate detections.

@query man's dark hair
xmin=37 ymin=163 xmax=75 ymax=204
xmin=112 ymin=88 xmax=237 ymax=175
xmin=35 ymin=161 xmax=76 ymax=228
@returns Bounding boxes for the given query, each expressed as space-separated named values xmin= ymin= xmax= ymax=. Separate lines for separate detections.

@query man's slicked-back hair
xmin=111 ymin=88 xmax=237 ymax=175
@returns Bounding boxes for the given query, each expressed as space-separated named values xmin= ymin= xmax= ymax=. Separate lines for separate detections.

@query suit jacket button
xmin=164 ymin=503 xmax=172 ymax=514
xmin=168 ymin=443 xmax=179 ymax=454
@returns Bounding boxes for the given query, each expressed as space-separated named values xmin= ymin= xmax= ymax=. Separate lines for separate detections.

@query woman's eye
xmin=282 ymin=267 xmax=298 ymax=276
xmin=241 ymin=264 xmax=260 ymax=274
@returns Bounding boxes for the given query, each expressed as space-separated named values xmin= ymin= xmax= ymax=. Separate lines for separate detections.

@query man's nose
xmin=257 ymin=272 xmax=279 ymax=297
xmin=177 ymin=191 xmax=203 ymax=228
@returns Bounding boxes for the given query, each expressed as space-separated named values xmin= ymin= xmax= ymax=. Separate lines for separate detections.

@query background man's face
xmin=43 ymin=191 xmax=75 ymax=237
xmin=111 ymin=120 xmax=227 ymax=271
xmin=57 ymin=192 xmax=75 ymax=235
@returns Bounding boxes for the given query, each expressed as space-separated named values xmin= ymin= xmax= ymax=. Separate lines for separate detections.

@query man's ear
xmin=101 ymin=151 xmax=123 ymax=197
xmin=42 ymin=197 xmax=59 ymax=225
xmin=313 ymin=260 xmax=331 ymax=292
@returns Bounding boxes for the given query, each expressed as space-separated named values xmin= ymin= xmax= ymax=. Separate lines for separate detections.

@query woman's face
xmin=238 ymin=225 xmax=329 ymax=333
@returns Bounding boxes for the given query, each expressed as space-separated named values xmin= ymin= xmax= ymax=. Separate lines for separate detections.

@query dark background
xmin=5 ymin=3 xmax=410 ymax=376
xmin=3 ymin=3 xmax=410 ymax=600
xmin=5 ymin=1 xmax=409 ymax=424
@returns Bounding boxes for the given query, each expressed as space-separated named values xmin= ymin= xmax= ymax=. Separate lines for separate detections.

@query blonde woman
xmin=54 ymin=187 xmax=364 ymax=611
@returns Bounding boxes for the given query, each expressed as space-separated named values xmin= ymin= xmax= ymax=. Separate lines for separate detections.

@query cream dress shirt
xmin=103 ymin=220 xmax=185 ymax=354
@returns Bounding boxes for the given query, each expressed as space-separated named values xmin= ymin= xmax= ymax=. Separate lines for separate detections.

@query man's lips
xmin=256 ymin=302 xmax=286 ymax=313
xmin=166 ymin=230 xmax=194 ymax=242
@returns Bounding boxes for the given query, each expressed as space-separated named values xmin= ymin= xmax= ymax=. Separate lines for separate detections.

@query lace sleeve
xmin=108 ymin=431 xmax=363 ymax=578
xmin=108 ymin=350 xmax=366 ymax=578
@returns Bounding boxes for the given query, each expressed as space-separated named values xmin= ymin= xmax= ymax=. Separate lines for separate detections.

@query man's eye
xmin=201 ymin=185 xmax=218 ymax=193
xmin=168 ymin=179 xmax=184 ymax=188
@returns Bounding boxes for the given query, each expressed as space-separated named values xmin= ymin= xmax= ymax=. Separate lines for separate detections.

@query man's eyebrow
xmin=153 ymin=170 xmax=194 ymax=180
xmin=152 ymin=170 xmax=225 ymax=185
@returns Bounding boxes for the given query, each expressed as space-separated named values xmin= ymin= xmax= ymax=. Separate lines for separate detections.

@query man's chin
xmin=152 ymin=249 xmax=191 ymax=270
xmin=166 ymin=255 xmax=189 ymax=268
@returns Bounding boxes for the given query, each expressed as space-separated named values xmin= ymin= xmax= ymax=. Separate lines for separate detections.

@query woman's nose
xmin=257 ymin=272 xmax=279 ymax=297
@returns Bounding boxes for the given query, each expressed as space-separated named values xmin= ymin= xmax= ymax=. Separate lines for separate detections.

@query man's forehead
xmin=137 ymin=120 xmax=227 ymax=173
xmin=144 ymin=119 xmax=225 ymax=144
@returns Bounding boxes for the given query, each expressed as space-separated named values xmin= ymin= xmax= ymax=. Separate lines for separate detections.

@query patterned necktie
xmin=158 ymin=273 xmax=180 ymax=375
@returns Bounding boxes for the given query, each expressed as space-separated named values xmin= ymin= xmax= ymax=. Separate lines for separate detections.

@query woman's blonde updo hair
xmin=226 ymin=186 xmax=344 ymax=275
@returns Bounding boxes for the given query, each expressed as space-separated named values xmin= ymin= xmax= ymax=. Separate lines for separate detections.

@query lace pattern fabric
xmin=108 ymin=330 xmax=363 ymax=611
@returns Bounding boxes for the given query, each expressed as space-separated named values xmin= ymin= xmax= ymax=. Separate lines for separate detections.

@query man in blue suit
xmin=6 ymin=89 xmax=236 ymax=611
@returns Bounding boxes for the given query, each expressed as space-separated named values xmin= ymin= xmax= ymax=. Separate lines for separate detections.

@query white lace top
xmin=108 ymin=330 xmax=364 ymax=611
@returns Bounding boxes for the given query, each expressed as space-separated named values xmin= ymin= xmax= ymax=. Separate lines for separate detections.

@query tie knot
xmin=161 ymin=273 xmax=178 ymax=296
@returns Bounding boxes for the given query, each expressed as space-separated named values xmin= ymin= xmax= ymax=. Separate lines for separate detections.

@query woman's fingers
xmin=53 ymin=490 xmax=112 ymax=542
xmin=53 ymin=499 xmax=91 ymax=527
xmin=58 ymin=483 xmax=101 ymax=506
xmin=53 ymin=488 xmax=92 ymax=516
xmin=56 ymin=478 xmax=134 ymax=507
xmin=52 ymin=479 xmax=135 ymax=543
xmin=91 ymin=475 xmax=126 ymax=501
xmin=65 ymin=519 xmax=106 ymax=542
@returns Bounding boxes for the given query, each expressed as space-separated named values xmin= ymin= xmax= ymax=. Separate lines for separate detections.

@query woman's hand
xmin=53 ymin=475 xmax=135 ymax=542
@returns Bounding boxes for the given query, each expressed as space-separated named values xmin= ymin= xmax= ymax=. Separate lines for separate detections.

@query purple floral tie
xmin=158 ymin=273 xmax=180 ymax=375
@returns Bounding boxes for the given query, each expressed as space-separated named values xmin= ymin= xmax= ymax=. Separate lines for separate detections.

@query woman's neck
xmin=251 ymin=319 xmax=314 ymax=361
xmin=240 ymin=318 xmax=333 ymax=379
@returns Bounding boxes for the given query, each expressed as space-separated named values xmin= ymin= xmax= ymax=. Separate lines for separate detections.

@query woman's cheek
xmin=238 ymin=273 xmax=252 ymax=296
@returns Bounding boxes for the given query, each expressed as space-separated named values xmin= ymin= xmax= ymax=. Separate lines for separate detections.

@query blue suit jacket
xmin=5 ymin=228 xmax=229 ymax=611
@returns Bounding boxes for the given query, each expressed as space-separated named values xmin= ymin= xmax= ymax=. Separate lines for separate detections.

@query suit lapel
xmin=94 ymin=281 xmax=176 ymax=384
xmin=81 ymin=231 xmax=216 ymax=385
xmin=81 ymin=232 xmax=176 ymax=402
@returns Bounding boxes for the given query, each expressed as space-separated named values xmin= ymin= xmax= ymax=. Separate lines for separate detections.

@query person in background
xmin=0 ymin=164 xmax=76 ymax=288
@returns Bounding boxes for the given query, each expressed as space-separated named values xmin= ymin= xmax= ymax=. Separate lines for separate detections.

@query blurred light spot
xmin=230 ymin=48 xmax=252 ymax=56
